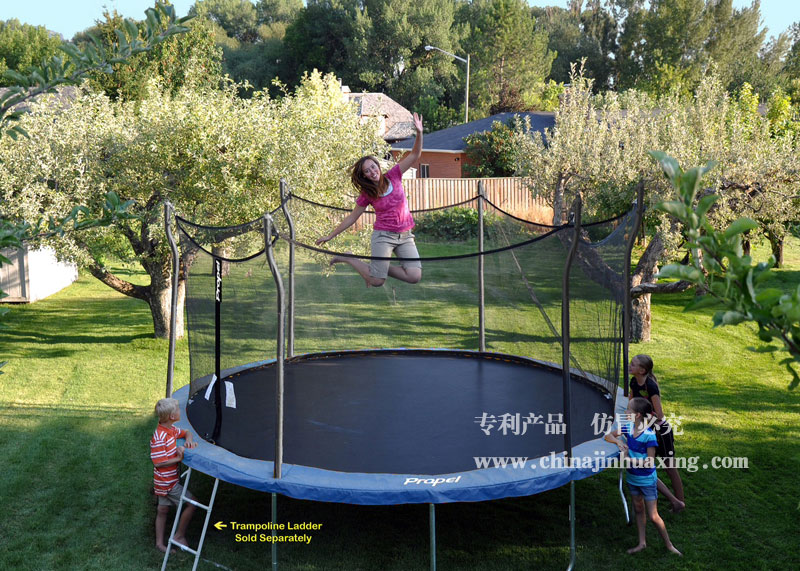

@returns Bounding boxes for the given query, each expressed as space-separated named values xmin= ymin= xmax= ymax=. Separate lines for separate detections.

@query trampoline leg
xmin=618 ymin=470 xmax=630 ymax=524
xmin=272 ymin=493 xmax=278 ymax=570
xmin=566 ymin=480 xmax=576 ymax=571
xmin=429 ymin=503 xmax=436 ymax=571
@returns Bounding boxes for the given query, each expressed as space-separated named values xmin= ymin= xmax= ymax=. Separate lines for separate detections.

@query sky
xmin=0 ymin=1 xmax=797 ymax=42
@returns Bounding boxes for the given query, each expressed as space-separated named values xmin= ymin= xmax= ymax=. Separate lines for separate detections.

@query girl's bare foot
xmin=627 ymin=544 xmax=647 ymax=554
xmin=330 ymin=250 xmax=354 ymax=265
xmin=157 ymin=544 xmax=176 ymax=554
xmin=173 ymin=535 xmax=190 ymax=550
xmin=667 ymin=545 xmax=683 ymax=556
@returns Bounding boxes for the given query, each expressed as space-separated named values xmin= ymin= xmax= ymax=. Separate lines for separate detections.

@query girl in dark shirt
xmin=629 ymin=354 xmax=685 ymax=512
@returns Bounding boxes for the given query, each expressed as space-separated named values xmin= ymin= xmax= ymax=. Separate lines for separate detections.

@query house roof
xmin=392 ymin=111 xmax=556 ymax=152
xmin=0 ymin=85 xmax=79 ymax=112
xmin=344 ymin=92 xmax=415 ymax=141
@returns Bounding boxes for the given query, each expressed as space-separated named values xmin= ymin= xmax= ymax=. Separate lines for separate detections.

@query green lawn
xmin=1 ymin=238 xmax=799 ymax=570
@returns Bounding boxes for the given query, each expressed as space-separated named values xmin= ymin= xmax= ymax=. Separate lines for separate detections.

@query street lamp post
xmin=424 ymin=45 xmax=470 ymax=124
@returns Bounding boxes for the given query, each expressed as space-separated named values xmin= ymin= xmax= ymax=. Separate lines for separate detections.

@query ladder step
xmin=183 ymin=497 xmax=210 ymax=510
xmin=168 ymin=539 xmax=198 ymax=556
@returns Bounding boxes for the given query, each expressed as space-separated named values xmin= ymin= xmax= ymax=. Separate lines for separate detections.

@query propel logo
xmin=215 ymin=259 xmax=222 ymax=302
xmin=403 ymin=476 xmax=462 ymax=487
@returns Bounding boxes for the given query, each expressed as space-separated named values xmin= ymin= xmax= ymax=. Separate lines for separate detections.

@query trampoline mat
xmin=186 ymin=350 xmax=614 ymax=475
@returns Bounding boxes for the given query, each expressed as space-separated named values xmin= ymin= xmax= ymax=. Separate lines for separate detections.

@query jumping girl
xmin=316 ymin=113 xmax=424 ymax=288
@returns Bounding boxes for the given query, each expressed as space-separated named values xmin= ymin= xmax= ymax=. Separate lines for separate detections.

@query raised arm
xmin=397 ymin=113 xmax=424 ymax=174
xmin=316 ymin=204 xmax=368 ymax=245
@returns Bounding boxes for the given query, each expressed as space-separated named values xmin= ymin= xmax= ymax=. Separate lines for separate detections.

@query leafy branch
xmin=0 ymin=2 xmax=191 ymax=140
xmin=650 ymin=150 xmax=800 ymax=389
xmin=0 ymin=2 xmax=189 ymax=375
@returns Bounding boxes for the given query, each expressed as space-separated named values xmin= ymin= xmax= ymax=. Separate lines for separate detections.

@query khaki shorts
xmin=369 ymin=230 xmax=422 ymax=278
xmin=157 ymin=482 xmax=194 ymax=507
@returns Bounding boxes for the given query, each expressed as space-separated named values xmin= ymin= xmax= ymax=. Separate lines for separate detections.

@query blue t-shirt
xmin=622 ymin=421 xmax=658 ymax=486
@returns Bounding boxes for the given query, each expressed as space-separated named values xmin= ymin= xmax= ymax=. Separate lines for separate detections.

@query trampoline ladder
xmin=161 ymin=467 xmax=221 ymax=571
xmin=618 ymin=470 xmax=631 ymax=524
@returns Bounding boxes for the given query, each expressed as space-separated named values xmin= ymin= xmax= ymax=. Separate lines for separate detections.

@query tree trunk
xmin=552 ymin=172 xmax=570 ymax=225
xmin=630 ymin=293 xmax=651 ymax=343
xmin=629 ymin=234 xmax=665 ymax=343
xmin=767 ymin=231 xmax=784 ymax=268
xmin=146 ymin=275 xmax=185 ymax=339
xmin=742 ymin=230 xmax=751 ymax=257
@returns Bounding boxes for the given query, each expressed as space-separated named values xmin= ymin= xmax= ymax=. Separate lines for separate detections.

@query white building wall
xmin=24 ymin=247 xmax=78 ymax=302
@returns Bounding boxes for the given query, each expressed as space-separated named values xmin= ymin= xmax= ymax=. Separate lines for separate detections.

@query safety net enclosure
xmin=170 ymin=188 xmax=640 ymax=505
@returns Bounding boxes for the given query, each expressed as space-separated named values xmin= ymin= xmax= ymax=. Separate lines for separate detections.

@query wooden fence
xmin=354 ymin=177 xmax=551 ymax=229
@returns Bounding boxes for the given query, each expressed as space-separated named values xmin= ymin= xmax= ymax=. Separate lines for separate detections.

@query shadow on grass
xmin=2 ymin=296 xmax=155 ymax=359
xmin=3 ymin=328 xmax=152 ymax=347
xmin=192 ymin=478 xmax=605 ymax=571
xmin=0 ymin=405 xmax=177 ymax=571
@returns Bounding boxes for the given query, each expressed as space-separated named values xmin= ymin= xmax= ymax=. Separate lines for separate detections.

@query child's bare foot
xmin=173 ymin=535 xmax=190 ymax=551
xmin=627 ymin=544 xmax=647 ymax=554
xmin=156 ymin=544 xmax=176 ymax=554
xmin=667 ymin=545 xmax=682 ymax=556
xmin=329 ymin=252 xmax=352 ymax=266
xmin=671 ymin=499 xmax=686 ymax=513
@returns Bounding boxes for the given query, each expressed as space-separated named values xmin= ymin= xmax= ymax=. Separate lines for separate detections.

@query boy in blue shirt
xmin=606 ymin=397 xmax=681 ymax=556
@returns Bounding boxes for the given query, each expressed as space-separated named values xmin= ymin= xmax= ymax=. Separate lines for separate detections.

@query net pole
xmin=478 ymin=181 xmax=486 ymax=352
xmin=280 ymin=180 xmax=295 ymax=358
xmin=164 ymin=202 xmax=179 ymax=398
xmin=264 ymin=214 xmax=286 ymax=479
xmin=623 ymin=181 xmax=646 ymax=396
xmin=562 ymin=195 xmax=582 ymax=571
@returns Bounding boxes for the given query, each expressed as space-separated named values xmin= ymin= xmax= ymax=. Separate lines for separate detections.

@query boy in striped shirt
xmin=151 ymin=397 xmax=197 ymax=553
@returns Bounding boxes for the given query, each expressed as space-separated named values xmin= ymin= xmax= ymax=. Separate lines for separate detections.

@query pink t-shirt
xmin=355 ymin=164 xmax=414 ymax=232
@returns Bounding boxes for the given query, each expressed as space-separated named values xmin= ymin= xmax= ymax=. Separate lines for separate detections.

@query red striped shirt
xmin=150 ymin=424 xmax=186 ymax=495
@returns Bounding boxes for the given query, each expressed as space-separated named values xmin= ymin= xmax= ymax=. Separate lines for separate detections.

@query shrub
xmin=413 ymin=207 xmax=513 ymax=241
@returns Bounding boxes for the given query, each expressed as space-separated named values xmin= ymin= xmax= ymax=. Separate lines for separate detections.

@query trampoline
xmin=162 ymin=184 xmax=643 ymax=568
xmin=178 ymin=349 xmax=624 ymax=504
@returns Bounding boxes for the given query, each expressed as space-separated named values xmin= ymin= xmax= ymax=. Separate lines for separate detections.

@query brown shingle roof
xmin=344 ymin=92 xmax=414 ymax=142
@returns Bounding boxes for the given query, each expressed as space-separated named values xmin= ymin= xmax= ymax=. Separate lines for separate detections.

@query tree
xmin=463 ymin=116 xmax=523 ymax=177
xmin=256 ymin=0 xmax=303 ymax=24
xmin=458 ymin=0 xmax=555 ymax=114
xmin=79 ymin=10 xmax=222 ymax=101
xmin=189 ymin=0 xmax=260 ymax=42
xmin=785 ymin=23 xmax=800 ymax=80
xmin=1 ymin=72 xmax=386 ymax=339
xmin=281 ymin=0 xmax=357 ymax=88
xmin=534 ymin=1 xmax=617 ymax=90
xmin=610 ymin=0 xmax=770 ymax=96
xmin=0 ymin=1 xmax=190 ymax=372
xmin=348 ymin=0 xmax=459 ymax=104
xmin=514 ymin=68 xmax=800 ymax=342
xmin=651 ymin=151 xmax=800 ymax=388
xmin=0 ymin=2 xmax=190 ymax=140
xmin=0 ymin=20 xmax=64 ymax=86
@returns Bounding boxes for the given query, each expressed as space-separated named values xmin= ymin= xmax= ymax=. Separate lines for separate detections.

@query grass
xmin=1 ymin=238 xmax=800 ymax=570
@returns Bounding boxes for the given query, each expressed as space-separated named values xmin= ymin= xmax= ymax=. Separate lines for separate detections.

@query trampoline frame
xmin=162 ymin=180 xmax=645 ymax=570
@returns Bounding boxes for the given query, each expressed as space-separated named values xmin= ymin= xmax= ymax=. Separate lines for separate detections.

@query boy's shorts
xmin=628 ymin=482 xmax=658 ymax=501
xmin=369 ymin=230 xmax=422 ymax=278
xmin=157 ymin=482 xmax=194 ymax=507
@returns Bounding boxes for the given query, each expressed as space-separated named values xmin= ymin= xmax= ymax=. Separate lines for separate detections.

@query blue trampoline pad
xmin=176 ymin=349 xmax=625 ymax=504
